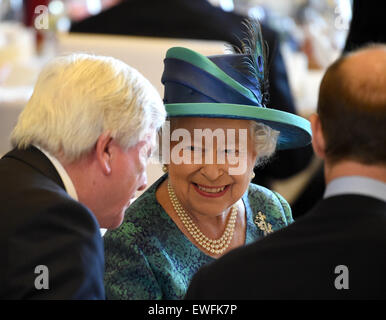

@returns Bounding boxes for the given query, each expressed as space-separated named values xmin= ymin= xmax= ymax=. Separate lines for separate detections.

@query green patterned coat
xmin=104 ymin=174 xmax=293 ymax=300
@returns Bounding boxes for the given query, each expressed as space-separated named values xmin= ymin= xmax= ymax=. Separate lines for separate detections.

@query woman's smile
xmin=192 ymin=182 xmax=231 ymax=198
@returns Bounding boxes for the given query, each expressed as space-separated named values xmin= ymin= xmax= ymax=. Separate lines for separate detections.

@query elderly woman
xmin=103 ymin=21 xmax=311 ymax=300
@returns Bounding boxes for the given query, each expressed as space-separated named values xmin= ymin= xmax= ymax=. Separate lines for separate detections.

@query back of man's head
xmin=11 ymin=53 xmax=166 ymax=163
xmin=317 ymin=44 xmax=386 ymax=166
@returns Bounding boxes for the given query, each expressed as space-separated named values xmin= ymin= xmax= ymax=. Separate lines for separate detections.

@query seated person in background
xmin=0 ymin=54 xmax=166 ymax=299
xmin=103 ymin=20 xmax=312 ymax=300
xmin=186 ymin=44 xmax=386 ymax=300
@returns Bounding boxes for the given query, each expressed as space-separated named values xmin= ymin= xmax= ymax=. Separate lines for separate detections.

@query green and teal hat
xmin=161 ymin=21 xmax=311 ymax=150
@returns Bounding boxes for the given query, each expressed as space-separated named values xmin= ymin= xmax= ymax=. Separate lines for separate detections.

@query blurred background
xmin=0 ymin=0 xmax=352 ymax=211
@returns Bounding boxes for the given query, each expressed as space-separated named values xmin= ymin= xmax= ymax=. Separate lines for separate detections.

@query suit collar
xmin=324 ymin=176 xmax=386 ymax=202
xmin=308 ymin=194 xmax=386 ymax=220
xmin=2 ymin=146 xmax=65 ymax=190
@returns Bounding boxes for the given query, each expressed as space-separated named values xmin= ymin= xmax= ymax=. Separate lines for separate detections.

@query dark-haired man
xmin=186 ymin=45 xmax=386 ymax=299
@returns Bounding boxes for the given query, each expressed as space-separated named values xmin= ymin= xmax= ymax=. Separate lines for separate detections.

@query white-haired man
xmin=0 ymin=54 xmax=166 ymax=299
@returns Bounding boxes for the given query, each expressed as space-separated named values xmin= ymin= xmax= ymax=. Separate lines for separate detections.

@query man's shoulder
xmin=322 ymin=193 xmax=386 ymax=210
xmin=197 ymin=194 xmax=386 ymax=279
xmin=1 ymin=184 xmax=98 ymax=243
xmin=187 ymin=196 xmax=386 ymax=299
xmin=0 ymin=155 xmax=104 ymax=299
xmin=0 ymin=147 xmax=64 ymax=193
xmin=0 ymin=152 xmax=98 ymax=241
xmin=1 ymin=157 xmax=77 ymax=208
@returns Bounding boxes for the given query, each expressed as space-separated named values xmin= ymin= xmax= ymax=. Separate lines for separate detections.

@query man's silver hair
xmin=11 ymin=53 xmax=166 ymax=162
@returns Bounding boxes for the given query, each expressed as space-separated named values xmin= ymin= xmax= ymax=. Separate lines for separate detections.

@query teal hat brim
xmin=165 ymin=103 xmax=312 ymax=150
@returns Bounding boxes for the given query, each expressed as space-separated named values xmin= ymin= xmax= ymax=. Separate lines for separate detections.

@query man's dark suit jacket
xmin=0 ymin=147 xmax=105 ymax=299
xmin=186 ymin=194 xmax=386 ymax=299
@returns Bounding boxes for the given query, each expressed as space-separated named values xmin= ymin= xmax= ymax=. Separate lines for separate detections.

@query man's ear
xmin=95 ymin=133 xmax=113 ymax=175
xmin=310 ymin=113 xmax=326 ymax=159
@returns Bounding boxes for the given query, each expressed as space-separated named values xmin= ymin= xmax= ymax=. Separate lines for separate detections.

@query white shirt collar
xmin=324 ymin=176 xmax=386 ymax=202
xmin=34 ymin=145 xmax=78 ymax=201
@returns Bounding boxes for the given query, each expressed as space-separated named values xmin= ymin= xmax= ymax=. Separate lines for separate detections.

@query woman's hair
xmin=251 ymin=121 xmax=279 ymax=166
xmin=11 ymin=53 xmax=166 ymax=163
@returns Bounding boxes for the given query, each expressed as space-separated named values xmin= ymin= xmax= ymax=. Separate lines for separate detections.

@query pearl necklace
xmin=167 ymin=180 xmax=238 ymax=255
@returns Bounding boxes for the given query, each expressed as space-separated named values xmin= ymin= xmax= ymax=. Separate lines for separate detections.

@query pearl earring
xmin=251 ymin=172 xmax=255 ymax=180
xmin=162 ymin=165 xmax=168 ymax=173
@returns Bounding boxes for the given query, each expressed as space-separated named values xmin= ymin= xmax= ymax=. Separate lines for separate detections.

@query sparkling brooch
xmin=254 ymin=212 xmax=273 ymax=236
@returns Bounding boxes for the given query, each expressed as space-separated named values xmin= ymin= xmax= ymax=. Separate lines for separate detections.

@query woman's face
xmin=167 ymin=117 xmax=258 ymax=217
